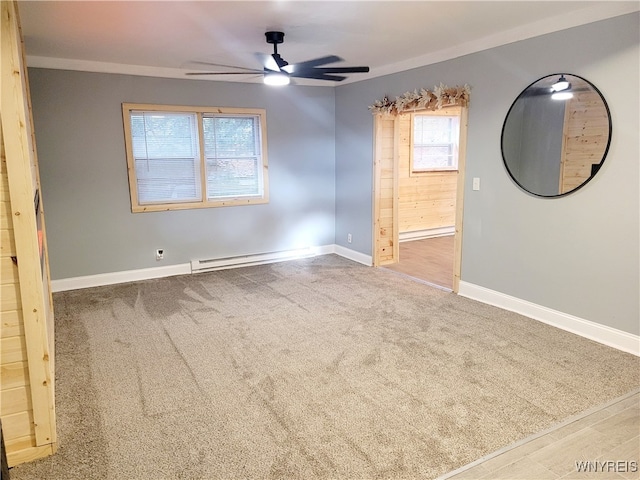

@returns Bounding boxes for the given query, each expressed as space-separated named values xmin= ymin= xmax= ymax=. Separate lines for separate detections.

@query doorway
xmin=372 ymin=106 xmax=468 ymax=292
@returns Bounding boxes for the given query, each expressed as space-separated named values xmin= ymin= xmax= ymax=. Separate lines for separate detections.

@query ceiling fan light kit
xmin=551 ymin=74 xmax=573 ymax=100
xmin=551 ymin=74 xmax=571 ymax=92
xmin=188 ymin=31 xmax=369 ymax=85
xmin=263 ymin=71 xmax=290 ymax=86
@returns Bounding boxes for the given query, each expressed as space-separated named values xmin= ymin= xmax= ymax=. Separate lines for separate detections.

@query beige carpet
xmin=9 ymin=255 xmax=640 ymax=479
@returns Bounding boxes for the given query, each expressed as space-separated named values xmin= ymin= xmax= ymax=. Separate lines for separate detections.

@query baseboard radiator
xmin=190 ymin=248 xmax=316 ymax=274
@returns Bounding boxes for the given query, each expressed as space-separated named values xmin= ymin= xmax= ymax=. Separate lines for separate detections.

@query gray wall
xmin=335 ymin=13 xmax=639 ymax=335
xmin=29 ymin=70 xmax=336 ymax=279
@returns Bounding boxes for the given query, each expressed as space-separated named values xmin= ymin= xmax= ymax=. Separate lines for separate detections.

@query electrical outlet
xmin=347 ymin=233 xmax=352 ymax=244
xmin=156 ymin=249 xmax=164 ymax=260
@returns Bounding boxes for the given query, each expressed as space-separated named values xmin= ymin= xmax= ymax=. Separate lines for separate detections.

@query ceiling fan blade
xmin=287 ymin=55 xmax=343 ymax=71
xmin=289 ymin=71 xmax=347 ymax=82
xmin=256 ymin=52 xmax=279 ymax=72
xmin=522 ymin=86 xmax=590 ymax=97
xmin=188 ymin=61 xmax=260 ymax=72
xmin=186 ymin=71 xmax=262 ymax=76
xmin=305 ymin=66 xmax=370 ymax=74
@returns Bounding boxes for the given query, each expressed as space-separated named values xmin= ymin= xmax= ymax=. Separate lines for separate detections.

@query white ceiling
xmin=18 ymin=1 xmax=639 ymax=86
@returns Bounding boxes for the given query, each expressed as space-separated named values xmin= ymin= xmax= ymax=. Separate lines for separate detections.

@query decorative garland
xmin=369 ymin=84 xmax=471 ymax=115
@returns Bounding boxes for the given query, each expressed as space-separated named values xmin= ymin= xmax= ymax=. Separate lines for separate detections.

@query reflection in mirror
xmin=501 ymin=74 xmax=611 ymax=197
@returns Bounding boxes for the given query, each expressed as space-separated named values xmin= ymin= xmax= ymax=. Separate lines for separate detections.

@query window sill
xmin=131 ymin=196 xmax=269 ymax=213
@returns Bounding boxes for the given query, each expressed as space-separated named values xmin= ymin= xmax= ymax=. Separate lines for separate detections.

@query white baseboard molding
xmin=458 ymin=281 xmax=640 ymax=356
xmin=51 ymin=244 xmax=371 ymax=292
xmin=399 ymin=227 xmax=455 ymax=242
xmin=332 ymin=245 xmax=373 ymax=266
xmin=51 ymin=263 xmax=192 ymax=292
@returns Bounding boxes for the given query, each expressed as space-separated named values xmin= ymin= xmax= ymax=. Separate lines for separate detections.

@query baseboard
xmin=399 ymin=226 xmax=455 ymax=242
xmin=51 ymin=244 xmax=370 ymax=292
xmin=7 ymin=443 xmax=54 ymax=468
xmin=51 ymin=263 xmax=192 ymax=292
xmin=458 ymin=281 xmax=640 ymax=356
xmin=332 ymin=245 xmax=373 ymax=266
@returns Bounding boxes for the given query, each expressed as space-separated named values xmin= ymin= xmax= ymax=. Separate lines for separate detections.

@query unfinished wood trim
xmin=258 ymin=110 xmax=270 ymax=204
xmin=19 ymin=8 xmax=56 ymax=375
xmin=6 ymin=443 xmax=54 ymax=468
xmin=453 ymin=106 xmax=469 ymax=293
xmin=372 ymin=116 xmax=383 ymax=267
xmin=123 ymin=103 xmax=264 ymax=116
xmin=1 ymin=0 xmax=56 ymax=447
xmin=196 ymin=112 xmax=207 ymax=204
xmin=121 ymin=103 xmax=141 ymax=211
xmin=392 ymin=115 xmax=400 ymax=262
xmin=129 ymin=196 xmax=270 ymax=213
xmin=373 ymin=115 xmax=397 ymax=266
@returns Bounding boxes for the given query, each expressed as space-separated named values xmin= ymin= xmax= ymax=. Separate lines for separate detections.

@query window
xmin=123 ymin=103 xmax=268 ymax=212
xmin=411 ymin=110 xmax=460 ymax=173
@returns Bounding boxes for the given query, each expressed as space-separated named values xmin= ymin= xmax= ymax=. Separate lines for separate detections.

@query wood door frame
xmin=372 ymin=106 xmax=469 ymax=293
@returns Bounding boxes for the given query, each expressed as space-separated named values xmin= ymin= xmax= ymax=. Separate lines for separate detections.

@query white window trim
xmin=122 ymin=103 xmax=269 ymax=213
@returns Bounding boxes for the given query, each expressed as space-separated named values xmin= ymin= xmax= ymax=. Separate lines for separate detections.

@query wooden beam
xmin=453 ymin=106 xmax=469 ymax=293
xmin=1 ymin=0 xmax=55 ymax=448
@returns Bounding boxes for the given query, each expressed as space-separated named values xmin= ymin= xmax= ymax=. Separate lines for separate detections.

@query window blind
xmin=130 ymin=112 xmax=201 ymax=203
xmin=203 ymin=115 xmax=262 ymax=198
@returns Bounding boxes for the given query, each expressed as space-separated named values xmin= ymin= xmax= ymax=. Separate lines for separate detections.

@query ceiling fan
xmin=186 ymin=31 xmax=370 ymax=85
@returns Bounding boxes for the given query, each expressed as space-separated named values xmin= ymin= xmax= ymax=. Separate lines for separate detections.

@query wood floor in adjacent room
xmin=442 ymin=391 xmax=640 ymax=480
xmin=383 ymin=235 xmax=455 ymax=290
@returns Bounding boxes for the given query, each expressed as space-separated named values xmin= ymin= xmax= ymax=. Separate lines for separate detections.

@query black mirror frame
xmin=500 ymin=73 xmax=612 ymax=198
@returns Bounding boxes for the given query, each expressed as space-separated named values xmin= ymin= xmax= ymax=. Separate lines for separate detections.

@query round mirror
xmin=501 ymin=73 xmax=611 ymax=197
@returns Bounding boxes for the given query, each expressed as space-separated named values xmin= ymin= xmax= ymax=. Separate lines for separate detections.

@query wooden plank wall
xmin=373 ymin=115 xmax=398 ymax=266
xmin=560 ymin=84 xmax=609 ymax=194
xmin=397 ymin=111 xmax=457 ymax=234
xmin=1 ymin=140 xmax=38 ymax=460
xmin=1 ymin=0 xmax=56 ymax=466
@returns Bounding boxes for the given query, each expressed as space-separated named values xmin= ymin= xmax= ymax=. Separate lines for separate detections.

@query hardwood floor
xmin=383 ymin=236 xmax=455 ymax=289
xmin=440 ymin=391 xmax=640 ymax=480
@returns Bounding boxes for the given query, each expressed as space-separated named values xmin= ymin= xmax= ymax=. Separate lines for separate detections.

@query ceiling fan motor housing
xmin=265 ymin=31 xmax=285 ymax=45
